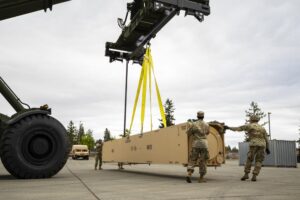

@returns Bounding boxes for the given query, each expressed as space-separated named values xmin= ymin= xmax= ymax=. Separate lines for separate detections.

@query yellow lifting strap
xmin=129 ymin=47 xmax=166 ymax=133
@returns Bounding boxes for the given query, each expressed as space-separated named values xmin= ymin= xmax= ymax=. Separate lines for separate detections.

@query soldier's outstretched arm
xmin=228 ymin=125 xmax=248 ymax=132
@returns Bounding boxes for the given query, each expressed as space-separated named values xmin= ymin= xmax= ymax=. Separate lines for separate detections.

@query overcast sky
xmin=1 ymin=0 xmax=299 ymax=147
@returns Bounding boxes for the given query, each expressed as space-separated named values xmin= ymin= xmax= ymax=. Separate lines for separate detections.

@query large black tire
xmin=0 ymin=114 xmax=70 ymax=179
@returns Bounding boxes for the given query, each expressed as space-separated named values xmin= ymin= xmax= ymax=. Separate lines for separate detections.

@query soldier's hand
xmin=40 ymin=104 xmax=49 ymax=110
xmin=266 ymin=148 xmax=271 ymax=155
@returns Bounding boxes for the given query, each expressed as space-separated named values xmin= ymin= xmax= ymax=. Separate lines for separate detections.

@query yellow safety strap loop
xmin=149 ymin=50 xmax=166 ymax=128
xmin=148 ymin=50 xmax=153 ymax=131
xmin=141 ymin=49 xmax=149 ymax=133
xmin=129 ymin=47 xmax=166 ymax=133
xmin=129 ymin=62 xmax=144 ymax=132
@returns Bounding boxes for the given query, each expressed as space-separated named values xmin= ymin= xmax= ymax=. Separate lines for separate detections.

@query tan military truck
xmin=71 ymin=145 xmax=89 ymax=160
xmin=103 ymin=122 xmax=225 ymax=168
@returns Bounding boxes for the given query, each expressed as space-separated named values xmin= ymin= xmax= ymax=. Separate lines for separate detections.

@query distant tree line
xmin=66 ymin=121 xmax=95 ymax=150
xmin=67 ymin=121 xmax=118 ymax=151
xmin=225 ymin=145 xmax=238 ymax=153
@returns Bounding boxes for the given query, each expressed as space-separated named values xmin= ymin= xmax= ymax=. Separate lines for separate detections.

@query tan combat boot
xmin=198 ymin=173 xmax=207 ymax=183
xmin=186 ymin=170 xmax=193 ymax=183
xmin=241 ymin=173 xmax=249 ymax=181
xmin=118 ymin=163 xmax=124 ymax=170
xmin=186 ymin=176 xmax=192 ymax=183
xmin=251 ymin=174 xmax=257 ymax=181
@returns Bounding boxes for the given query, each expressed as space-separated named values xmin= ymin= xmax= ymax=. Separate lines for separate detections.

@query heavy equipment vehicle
xmin=0 ymin=77 xmax=70 ymax=178
xmin=0 ymin=0 xmax=210 ymax=178
xmin=0 ymin=0 xmax=72 ymax=179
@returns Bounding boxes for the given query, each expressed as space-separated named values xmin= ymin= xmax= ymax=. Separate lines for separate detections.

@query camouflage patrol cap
xmin=250 ymin=115 xmax=260 ymax=122
xmin=197 ymin=111 xmax=205 ymax=118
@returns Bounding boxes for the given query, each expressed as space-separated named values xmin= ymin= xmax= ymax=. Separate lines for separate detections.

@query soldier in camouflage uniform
xmin=225 ymin=115 xmax=270 ymax=181
xmin=186 ymin=111 xmax=210 ymax=183
xmin=94 ymin=139 xmax=103 ymax=170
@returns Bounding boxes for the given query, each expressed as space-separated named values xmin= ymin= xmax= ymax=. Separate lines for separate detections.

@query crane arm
xmin=0 ymin=0 xmax=70 ymax=21
xmin=0 ymin=0 xmax=210 ymax=64
xmin=105 ymin=0 xmax=210 ymax=63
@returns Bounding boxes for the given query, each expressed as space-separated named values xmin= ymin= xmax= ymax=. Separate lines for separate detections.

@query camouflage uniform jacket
xmin=96 ymin=143 xmax=103 ymax=156
xmin=229 ymin=123 xmax=269 ymax=148
xmin=186 ymin=120 xmax=210 ymax=149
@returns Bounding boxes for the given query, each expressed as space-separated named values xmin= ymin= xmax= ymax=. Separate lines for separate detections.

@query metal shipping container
xmin=239 ymin=140 xmax=297 ymax=168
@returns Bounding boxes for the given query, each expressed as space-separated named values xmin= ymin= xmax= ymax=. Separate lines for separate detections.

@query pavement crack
xmin=66 ymin=165 xmax=101 ymax=200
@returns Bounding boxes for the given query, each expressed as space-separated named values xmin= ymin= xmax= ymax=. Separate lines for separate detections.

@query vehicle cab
xmin=71 ymin=145 xmax=89 ymax=160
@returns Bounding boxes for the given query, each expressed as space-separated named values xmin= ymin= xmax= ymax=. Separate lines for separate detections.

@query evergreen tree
xmin=231 ymin=147 xmax=239 ymax=153
xmin=66 ymin=121 xmax=77 ymax=145
xmin=159 ymin=98 xmax=175 ymax=128
xmin=81 ymin=129 xmax=95 ymax=151
xmin=120 ymin=129 xmax=131 ymax=138
xmin=245 ymin=101 xmax=267 ymax=124
xmin=77 ymin=122 xmax=85 ymax=144
xmin=103 ymin=128 xmax=113 ymax=142
xmin=225 ymin=145 xmax=231 ymax=153
xmin=244 ymin=101 xmax=267 ymax=142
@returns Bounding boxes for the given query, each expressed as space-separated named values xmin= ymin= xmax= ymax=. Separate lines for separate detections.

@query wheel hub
xmin=29 ymin=137 xmax=50 ymax=157
xmin=22 ymin=130 xmax=56 ymax=166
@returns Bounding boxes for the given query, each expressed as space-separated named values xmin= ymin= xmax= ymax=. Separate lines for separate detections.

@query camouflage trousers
xmin=95 ymin=154 xmax=102 ymax=169
xmin=245 ymin=146 xmax=265 ymax=175
xmin=187 ymin=148 xmax=209 ymax=175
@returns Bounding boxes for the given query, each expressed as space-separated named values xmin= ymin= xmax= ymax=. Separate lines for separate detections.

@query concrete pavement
xmin=0 ymin=159 xmax=299 ymax=200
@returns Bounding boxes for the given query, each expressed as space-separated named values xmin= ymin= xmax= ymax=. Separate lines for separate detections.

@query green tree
xmin=231 ymin=147 xmax=239 ymax=153
xmin=120 ymin=129 xmax=131 ymax=138
xmin=244 ymin=101 xmax=267 ymax=141
xmin=66 ymin=121 xmax=78 ymax=145
xmin=159 ymin=98 xmax=176 ymax=128
xmin=245 ymin=101 xmax=267 ymax=124
xmin=225 ymin=145 xmax=231 ymax=153
xmin=103 ymin=128 xmax=113 ymax=142
xmin=77 ymin=122 xmax=85 ymax=144
xmin=81 ymin=129 xmax=95 ymax=151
